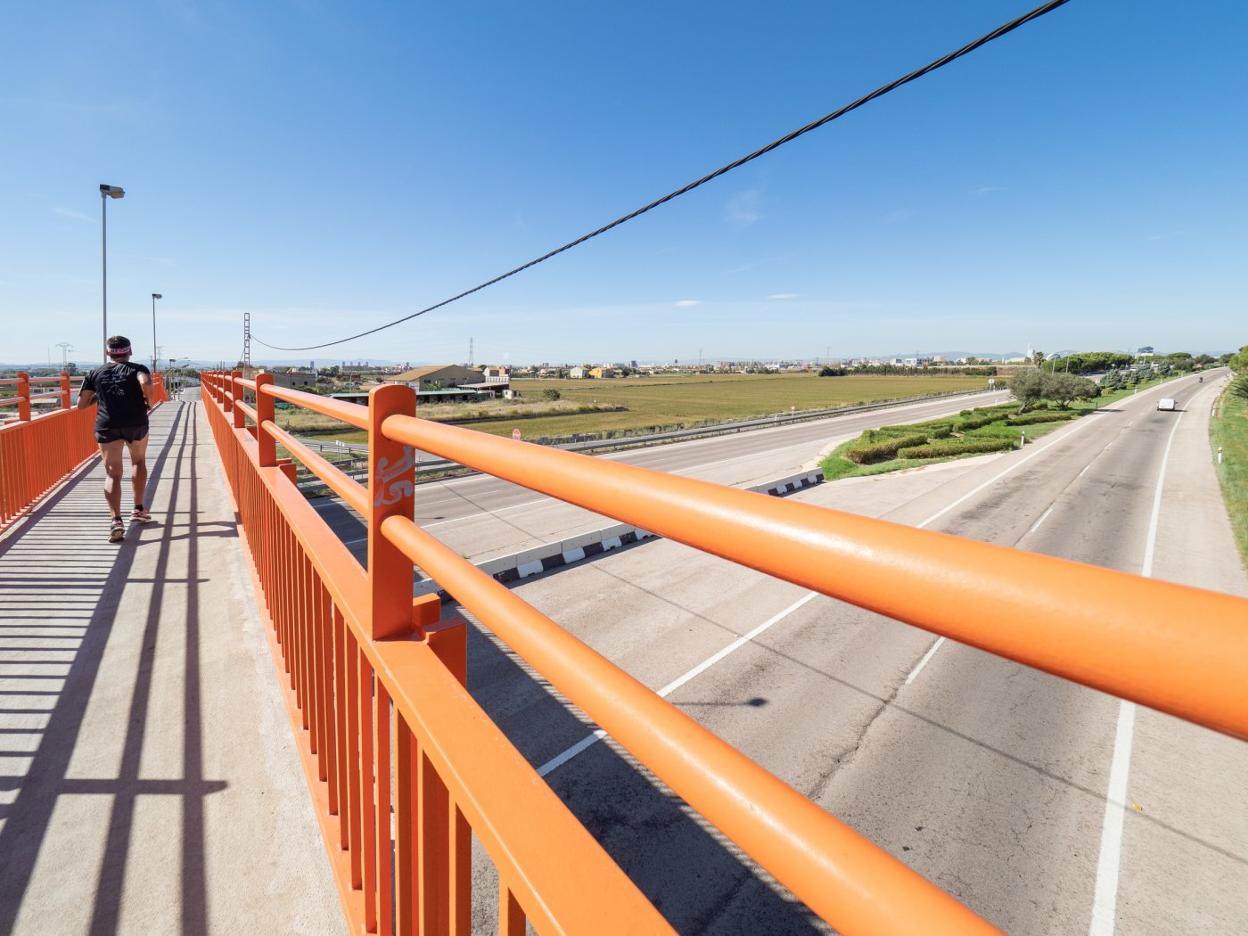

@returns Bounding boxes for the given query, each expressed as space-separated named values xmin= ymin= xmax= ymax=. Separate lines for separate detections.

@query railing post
xmin=368 ymin=383 xmax=418 ymax=640
xmin=60 ymin=372 xmax=71 ymax=410
xmin=255 ymin=372 xmax=276 ymax=466
xmin=16 ymin=372 xmax=30 ymax=422
xmin=222 ymin=372 xmax=233 ymax=414
xmin=231 ymin=370 xmax=244 ymax=429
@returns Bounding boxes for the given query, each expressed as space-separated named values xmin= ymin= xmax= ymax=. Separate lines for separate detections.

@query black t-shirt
xmin=83 ymin=362 xmax=151 ymax=429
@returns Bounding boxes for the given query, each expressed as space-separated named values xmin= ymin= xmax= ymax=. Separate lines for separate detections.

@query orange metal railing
xmin=0 ymin=370 xmax=169 ymax=529
xmin=199 ymin=370 xmax=1248 ymax=936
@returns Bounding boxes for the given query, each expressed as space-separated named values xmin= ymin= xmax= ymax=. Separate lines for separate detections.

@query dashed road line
xmin=537 ymin=591 xmax=819 ymax=777
xmin=1088 ymin=404 xmax=1185 ymax=936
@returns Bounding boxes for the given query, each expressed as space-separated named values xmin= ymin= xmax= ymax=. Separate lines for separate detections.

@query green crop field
xmin=492 ymin=373 xmax=987 ymax=440
xmin=306 ymin=373 xmax=989 ymax=444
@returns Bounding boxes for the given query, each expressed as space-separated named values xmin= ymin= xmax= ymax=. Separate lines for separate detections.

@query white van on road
xmin=1157 ymin=397 xmax=1178 ymax=412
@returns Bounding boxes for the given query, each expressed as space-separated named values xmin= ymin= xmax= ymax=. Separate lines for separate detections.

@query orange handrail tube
xmin=381 ymin=414 xmax=1248 ymax=741
xmin=262 ymin=382 xmax=370 ymax=429
xmin=263 ymin=419 xmax=370 ymax=516
xmin=380 ymin=512 xmax=999 ymax=935
xmin=198 ymin=372 xmax=675 ymax=934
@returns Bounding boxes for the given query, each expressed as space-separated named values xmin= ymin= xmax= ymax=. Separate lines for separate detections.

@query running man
xmin=77 ymin=336 xmax=155 ymax=542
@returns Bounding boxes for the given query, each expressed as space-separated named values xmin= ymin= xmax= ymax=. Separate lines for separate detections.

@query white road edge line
xmin=1027 ymin=506 xmax=1055 ymax=537
xmin=537 ymin=591 xmax=819 ymax=777
xmin=1088 ymin=406 xmax=1184 ymax=936
xmin=905 ymin=380 xmax=1183 ymax=682
xmin=904 ymin=637 xmax=945 ymax=685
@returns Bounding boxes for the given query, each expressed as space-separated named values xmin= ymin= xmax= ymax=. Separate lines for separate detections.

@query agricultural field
xmin=489 ymin=373 xmax=987 ymax=440
xmin=285 ymin=373 xmax=990 ymax=444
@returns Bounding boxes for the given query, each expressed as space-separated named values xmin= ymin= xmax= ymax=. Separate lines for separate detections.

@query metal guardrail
xmin=201 ymin=369 xmax=1248 ymax=935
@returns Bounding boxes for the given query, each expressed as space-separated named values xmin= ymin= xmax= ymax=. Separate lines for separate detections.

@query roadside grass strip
xmin=1211 ymin=380 xmax=1248 ymax=569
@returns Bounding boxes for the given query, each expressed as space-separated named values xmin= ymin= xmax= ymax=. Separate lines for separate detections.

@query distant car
xmin=1157 ymin=398 xmax=1177 ymax=412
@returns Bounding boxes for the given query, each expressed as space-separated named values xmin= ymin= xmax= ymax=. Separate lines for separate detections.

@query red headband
xmin=107 ymin=344 xmax=132 ymax=357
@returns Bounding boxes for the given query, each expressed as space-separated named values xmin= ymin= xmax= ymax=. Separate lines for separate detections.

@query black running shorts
xmin=95 ymin=424 xmax=149 ymax=444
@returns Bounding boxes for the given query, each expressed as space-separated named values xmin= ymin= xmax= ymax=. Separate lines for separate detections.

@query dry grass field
xmin=291 ymin=373 xmax=989 ymax=443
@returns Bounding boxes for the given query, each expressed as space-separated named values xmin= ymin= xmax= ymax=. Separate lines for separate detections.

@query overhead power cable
xmin=256 ymin=0 xmax=1072 ymax=352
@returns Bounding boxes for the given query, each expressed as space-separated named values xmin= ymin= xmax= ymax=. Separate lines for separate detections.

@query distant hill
xmin=878 ymin=351 xmax=1025 ymax=361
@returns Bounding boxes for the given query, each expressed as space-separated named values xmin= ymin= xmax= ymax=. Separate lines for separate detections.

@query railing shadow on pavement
xmin=0 ymin=401 xmax=225 ymax=936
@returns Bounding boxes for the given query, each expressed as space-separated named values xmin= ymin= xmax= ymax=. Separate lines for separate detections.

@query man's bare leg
xmin=100 ymin=441 xmax=125 ymax=518
xmin=126 ymin=436 xmax=150 ymax=518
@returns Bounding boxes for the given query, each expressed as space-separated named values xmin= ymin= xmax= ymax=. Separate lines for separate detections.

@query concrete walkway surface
xmin=0 ymin=400 xmax=343 ymax=935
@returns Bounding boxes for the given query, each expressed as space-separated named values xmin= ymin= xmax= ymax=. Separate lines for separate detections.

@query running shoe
xmin=109 ymin=517 xmax=125 ymax=543
xmin=131 ymin=506 xmax=152 ymax=523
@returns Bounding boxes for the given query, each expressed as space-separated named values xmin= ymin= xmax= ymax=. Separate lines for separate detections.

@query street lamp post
xmin=100 ymin=184 xmax=125 ymax=361
xmin=151 ymin=293 xmax=163 ymax=371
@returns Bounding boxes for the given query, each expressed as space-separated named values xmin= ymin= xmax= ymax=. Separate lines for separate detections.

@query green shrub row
xmin=876 ymin=421 xmax=955 ymax=438
xmin=958 ymin=413 xmax=1004 ymax=430
xmin=896 ymin=437 xmax=1018 ymax=459
xmin=845 ymin=432 xmax=931 ymax=464
xmin=1004 ymin=411 xmax=1080 ymax=426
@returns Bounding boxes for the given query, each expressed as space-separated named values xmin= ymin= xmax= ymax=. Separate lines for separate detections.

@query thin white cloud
xmin=52 ymin=206 xmax=93 ymax=223
xmin=768 ymin=293 xmax=799 ymax=300
xmin=674 ymin=299 xmax=701 ymax=308
xmin=725 ymin=189 xmax=762 ymax=227
xmin=973 ymin=185 xmax=1008 ymax=197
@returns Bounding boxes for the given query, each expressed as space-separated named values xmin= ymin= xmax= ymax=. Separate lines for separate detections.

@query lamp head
xmin=99 ymin=184 xmax=125 ymax=199
xmin=152 ymin=293 xmax=163 ymax=300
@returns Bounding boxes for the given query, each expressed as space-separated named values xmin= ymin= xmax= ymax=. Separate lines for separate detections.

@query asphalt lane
xmin=458 ymin=373 xmax=1247 ymax=933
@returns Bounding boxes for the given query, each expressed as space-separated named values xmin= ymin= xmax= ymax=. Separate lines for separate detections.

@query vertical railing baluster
xmin=361 ymin=652 xmax=378 ymax=933
xmin=395 ymin=719 xmax=417 ymax=936
xmin=499 ymin=885 xmax=525 ymax=936
xmin=347 ymin=631 xmax=363 ymax=889
xmin=375 ymin=684 xmax=393 ymax=936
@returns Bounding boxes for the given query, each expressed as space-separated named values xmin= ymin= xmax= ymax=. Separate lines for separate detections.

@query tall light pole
xmin=100 ymin=184 xmax=125 ymax=361
xmin=151 ymin=293 xmax=163 ymax=371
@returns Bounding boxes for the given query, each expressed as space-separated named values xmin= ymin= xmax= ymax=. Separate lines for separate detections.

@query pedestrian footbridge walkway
xmin=0 ymin=400 xmax=343 ymax=935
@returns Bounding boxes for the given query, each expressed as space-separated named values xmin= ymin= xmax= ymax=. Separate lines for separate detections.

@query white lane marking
xmin=537 ymin=591 xmax=819 ymax=777
xmin=1088 ymin=407 xmax=1184 ymax=936
xmin=904 ymin=377 xmax=1188 ymax=686
xmin=1027 ymin=506 xmax=1055 ymax=537
xmin=915 ymin=412 xmax=1100 ymax=531
xmin=655 ymin=592 xmax=819 ymax=698
xmin=1090 ymin=700 xmax=1137 ymax=936
xmin=536 ymin=730 xmax=606 ymax=777
xmin=421 ymin=497 xmax=548 ymax=529
xmin=915 ymin=378 xmax=1183 ymax=532
xmin=904 ymin=636 xmax=945 ymax=685
xmin=1078 ymin=464 xmax=1091 ymax=479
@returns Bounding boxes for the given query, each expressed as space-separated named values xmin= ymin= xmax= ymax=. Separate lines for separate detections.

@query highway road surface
xmin=454 ymin=372 xmax=1247 ymax=933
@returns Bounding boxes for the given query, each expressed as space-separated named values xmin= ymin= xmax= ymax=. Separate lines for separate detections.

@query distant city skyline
xmin=3 ymin=1 xmax=1244 ymax=363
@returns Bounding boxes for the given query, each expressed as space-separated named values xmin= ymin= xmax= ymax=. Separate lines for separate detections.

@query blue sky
xmin=2 ymin=0 xmax=1245 ymax=366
